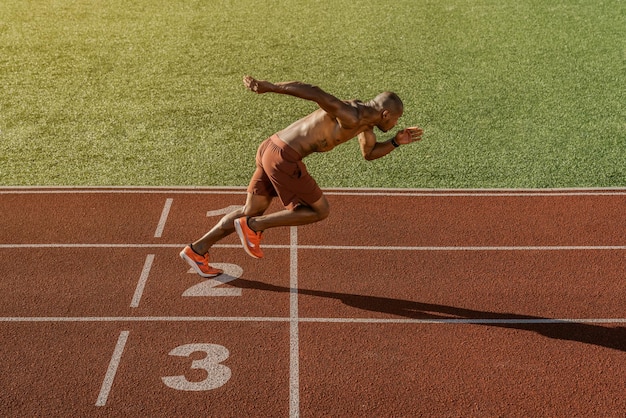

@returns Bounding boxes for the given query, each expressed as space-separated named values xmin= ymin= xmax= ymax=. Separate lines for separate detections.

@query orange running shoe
xmin=179 ymin=245 xmax=223 ymax=277
xmin=234 ymin=217 xmax=264 ymax=259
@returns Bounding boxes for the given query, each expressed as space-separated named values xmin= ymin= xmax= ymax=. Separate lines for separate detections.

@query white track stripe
xmin=299 ymin=318 xmax=626 ymax=324
xmin=154 ymin=198 xmax=173 ymax=238
xmin=0 ymin=186 xmax=625 ymax=196
xmin=289 ymin=226 xmax=300 ymax=418
xmin=299 ymin=245 xmax=626 ymax=251
xmin=0 ymin=316 xmax=290 ymax=322
xmin=130 ymin=254 xmax=154 ymax=308
xmin=1 ymin=244 xmax=625 ymax=251
xmin=95 ymin=330 xmax=129 ymax=406
xmin=2 ymin=316 xmax=625 ymax=324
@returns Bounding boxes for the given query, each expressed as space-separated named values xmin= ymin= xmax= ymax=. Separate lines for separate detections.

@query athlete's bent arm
xmin=358 ymin=130 xmax=395 ymax=161
xmin=358 ymin=127 xmax=424 ymax=161
xmin=243 ymin=75 xmax=359 ymax=128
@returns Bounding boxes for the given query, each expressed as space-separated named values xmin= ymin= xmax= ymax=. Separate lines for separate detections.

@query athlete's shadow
xmin=233 ymin=278 xmax=626 ymax=352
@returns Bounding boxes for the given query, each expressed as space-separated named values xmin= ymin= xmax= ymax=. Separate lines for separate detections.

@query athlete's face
xmin=378 ymin=109 xmax=402 ymax=132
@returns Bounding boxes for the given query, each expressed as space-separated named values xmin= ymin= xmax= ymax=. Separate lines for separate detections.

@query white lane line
xmin=324 ymin=190 xmax=626 ymax=197
xmin=289 ymin=226 xmax=300 ymax=418
xmin=0 ymin=316 xmax=291 ymax=322
xmin=2 ymin=316 xmax=626 ymax=324
xmin=298 ymin=318 xmax=626 ymax=324
xmin=95 ymin=330 xmax=129 ymax=407
xmin=130 ymin=254 xmax=155 ymax=308
xmin=299 ymin=245 xmax=626 ymax=251
xmin=2 ymin=244 xmax=625 ymax=251
xmin=0 ymin=189 xmax=248 ymax=195
xmin=0 ymin=243 xmax=215 ymax=249
xmin=1 ymin=187 xmax=625 ymax=196
xmin=154 ymin=198 xmax=173 ymax=238
xmin=0 ymin=243 xmax=244 ymax=249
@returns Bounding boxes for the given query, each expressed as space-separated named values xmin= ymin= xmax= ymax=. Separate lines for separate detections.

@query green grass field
xmin=1 ymin=0 xmax=624 ymax=188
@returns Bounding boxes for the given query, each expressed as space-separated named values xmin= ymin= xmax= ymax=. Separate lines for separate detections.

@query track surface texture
xmin=1 ymin=187 xmax=625 ymax=417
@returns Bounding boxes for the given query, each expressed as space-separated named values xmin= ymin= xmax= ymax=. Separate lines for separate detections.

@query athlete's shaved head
xmin=372 ymin=91 xmax=403 ymax=116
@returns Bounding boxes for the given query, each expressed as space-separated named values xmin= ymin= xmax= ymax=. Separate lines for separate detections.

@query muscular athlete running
xmin=180 ymin=76 xmax=423 ymax=277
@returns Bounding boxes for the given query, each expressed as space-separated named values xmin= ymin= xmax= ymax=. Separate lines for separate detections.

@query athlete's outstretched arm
xmin=243 ymin=75 xmax=359 ymax=128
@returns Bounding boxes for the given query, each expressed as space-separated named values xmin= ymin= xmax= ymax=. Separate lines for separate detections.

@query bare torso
xmin=276 ymin=100 xmax=374 ymax=158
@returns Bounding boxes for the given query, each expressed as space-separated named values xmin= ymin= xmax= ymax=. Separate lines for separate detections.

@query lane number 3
xmin=162 ymin=344 xmax=232 ymax=391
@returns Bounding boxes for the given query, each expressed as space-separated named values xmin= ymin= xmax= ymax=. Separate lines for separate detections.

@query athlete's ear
xmin=381 ymin=109 xmax=390 ymax=120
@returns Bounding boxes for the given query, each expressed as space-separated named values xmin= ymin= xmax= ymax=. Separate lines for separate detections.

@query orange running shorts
xmin=247 ymin=134 xmax=323 ymax=210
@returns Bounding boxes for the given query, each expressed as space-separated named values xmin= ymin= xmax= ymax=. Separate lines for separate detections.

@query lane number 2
xmin=184 ymin=263 xmax=243 ymax=297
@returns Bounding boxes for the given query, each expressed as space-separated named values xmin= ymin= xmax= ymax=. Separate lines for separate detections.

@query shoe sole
xmin=234 ymin=219 xmax=262 ymax=259
xmin=179 ymin=250 xmax=221 ymax=278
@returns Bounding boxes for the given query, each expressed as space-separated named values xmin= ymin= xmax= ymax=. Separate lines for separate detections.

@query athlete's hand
xmin=243 ymin=75 xmax=273 ymax=94
xmin=395 ymin=126 xmax=423 ymax=145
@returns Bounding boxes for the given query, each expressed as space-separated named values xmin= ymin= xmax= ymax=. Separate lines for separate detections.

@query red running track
xmin=1 ymin=187 xmax=625 ymax=417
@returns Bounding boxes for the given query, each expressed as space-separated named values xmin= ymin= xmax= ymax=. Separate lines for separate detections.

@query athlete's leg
xmin=192 ymin=193 xmax=273 ymax=254
xmin=248 ymin=194 xmax=330 ymax=232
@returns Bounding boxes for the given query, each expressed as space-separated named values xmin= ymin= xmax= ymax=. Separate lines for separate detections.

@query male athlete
xmin=180 ymin=75 xmax=423 ymax=277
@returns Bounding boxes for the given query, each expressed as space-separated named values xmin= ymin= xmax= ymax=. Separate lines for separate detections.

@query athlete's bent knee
xmin=242 ymin=194 xmax=272 ymax=217
xmin=242 ymin=205 xmax=266 ymax=217
xmin=312 ymin=197 xmax=330 ymax=221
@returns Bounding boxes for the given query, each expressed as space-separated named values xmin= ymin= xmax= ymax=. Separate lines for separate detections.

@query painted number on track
xmin=162 ymin=344 xmax=232 ymax=391
xmin=206 ymin=205 xmax=242 ymax=217
xmin=184 ymin=263 xmax=243 ymax=297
